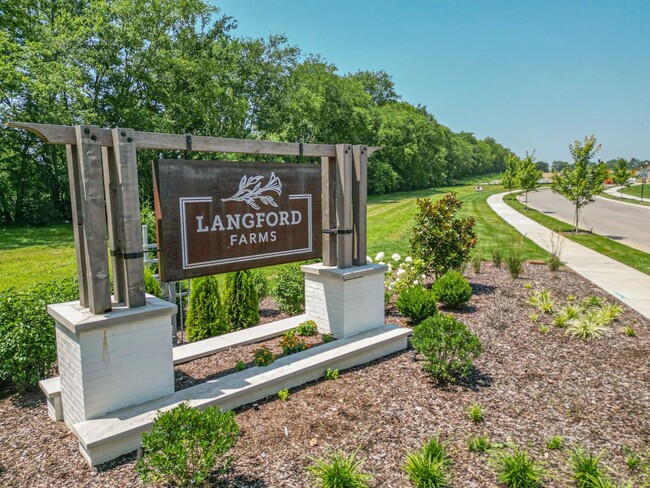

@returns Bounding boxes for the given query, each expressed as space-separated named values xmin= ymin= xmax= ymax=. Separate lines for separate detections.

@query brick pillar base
xmin=301 ymin=263 xmax=387 ymax=338
xmin=48 ymin=295 xmax=176 ymax=427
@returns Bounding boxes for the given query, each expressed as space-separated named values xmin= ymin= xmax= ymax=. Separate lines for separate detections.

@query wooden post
xmin=75 ymin=126 xmax=112 ymax=314
xmin=108 ymin=128 xmax=146 ymax=307
xmin=352 ymin=145 xmax=368 ymax=266
xmin=335 ymin=144 xmax=353 ymax=269
xmin=102 ymin=145 xmax=126 ymax=303
xmin=65 ymin=145 xmax=89 ymax=307
xmin=321 ymin=156 xmax=337 ymax=266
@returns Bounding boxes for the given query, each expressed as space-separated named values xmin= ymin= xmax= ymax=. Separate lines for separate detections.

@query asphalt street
xmin=523 ymin=188 xmax=650 ymax=254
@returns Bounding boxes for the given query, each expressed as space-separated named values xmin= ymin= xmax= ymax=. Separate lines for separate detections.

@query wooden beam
xmin=111 ymin=128 xmax=146 ymax=307
xmin=335 ymin=144 xmax=353 ymax=269
xmin=75 ymin=126 xmax=112 ymax=314
xmin=65 ymin=145 xmax=89 ymax=307
xmin=102 ymin=145 xmax=126 ymax=303
xmin=321 ymin=156 xmax=337 ymax=266
xmin=352 ymin=145 xmax=368 ymax=266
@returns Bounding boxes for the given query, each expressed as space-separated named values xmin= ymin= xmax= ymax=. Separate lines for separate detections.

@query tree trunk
xmin=574 ymin=205 xmax=580 ymax=233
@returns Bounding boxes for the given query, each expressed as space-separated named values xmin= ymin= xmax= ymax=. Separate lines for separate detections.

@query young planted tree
xmin=185 ymin=276 xmax=228 ymax=342
xmin=409 ymin=193 xmax=477 ymax=278
xmin=518 ymin=152 xmax=543 ymax=209
xmin=501 ymin=154 xmax=521 ymax=194
xmin=551 ymin=136 xmax=608 ymax=233
xmin=612 ymin=158 xmax=632 ymax=190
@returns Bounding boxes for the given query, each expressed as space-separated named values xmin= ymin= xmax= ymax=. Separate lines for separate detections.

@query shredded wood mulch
xmin=1 ymin=263 xmax=648 ymax=487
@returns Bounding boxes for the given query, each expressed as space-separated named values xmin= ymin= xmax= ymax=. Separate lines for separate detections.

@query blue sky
xmin=215 ymin=1 xmax=649 ymax=162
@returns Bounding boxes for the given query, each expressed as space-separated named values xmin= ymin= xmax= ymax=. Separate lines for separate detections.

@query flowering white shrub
xmin=375 ymin=252 xmax=385 ymax=261
xmin=392 ymin=253 xmax=401 ymax=262
xmin=380 ymin=251 xmax=427 ymax=303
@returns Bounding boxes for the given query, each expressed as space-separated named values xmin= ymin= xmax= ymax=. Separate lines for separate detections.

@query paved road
xmin=524 ymin=188 xmax=650 ymax=253
xmin=489 ymin=192 xmax=650 ymax=320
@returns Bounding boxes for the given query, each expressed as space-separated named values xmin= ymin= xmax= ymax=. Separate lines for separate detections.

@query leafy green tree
xmin=185 ymin=276 xmax=228 ymax=342
xmin=223 ymin=270 xmax=259 ymax=330
xmin=612 ymin=158 xmax=632 ymax=188
xmin=551 ymin=136 xmax=608 ymax=232
xmin=410 ymin=193 xmax=477 ymax=278
xmin=501 ymin=154 xmax=521 ymax=193
xmin=551 ymin=160 xmax=571 ymax=173
xmin=518 ymin=152 xmax=543 ymax=209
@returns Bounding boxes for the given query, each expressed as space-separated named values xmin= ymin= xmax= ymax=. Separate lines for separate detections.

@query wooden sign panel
xmin=153 ymin=160 xmax=322 ymax=281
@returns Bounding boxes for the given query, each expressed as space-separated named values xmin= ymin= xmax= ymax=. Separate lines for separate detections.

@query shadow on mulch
xmin=8 ymin=388 xmax=44 ymax=409
xmin=213 ymin=473 xmax=267 ymax=487
xmin=259 ymin=308 xmax=282 ymax=319
xmin=471 ymin=282 xmax=497 ymax=296
xmin=96 ymin=452 xmax=138 ymax=473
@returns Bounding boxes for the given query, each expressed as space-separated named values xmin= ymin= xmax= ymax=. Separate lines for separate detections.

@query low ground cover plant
xmin=490 ymin=445 xmax=547 ymax=488
xmin=546 ymin=435 xmax=563 ymax=450
xmin=565 ymin=309 xmax=613 ymax=340
xmin=468 ymin=434 xmax=491 ymax=452
xmin=272 ymin=264 xmax=305 ymax=315
xmin=278 ymin=388 xmax=289 ymax=401
xmin=253 ymin=346 xmax=275 ymax=366
xmin=468 ymin=403 xmax=484 ymax=423
xmin=136 ymin=402 xmax=239 ymax=486
xmin=396 ymin=285 xmax=438 ymax=324
xmin=296 ymin=320 xmax=318 ymax=336
xmin=306 ymin=449 xmax=371 ymax=488
xmin=280 ymin=332 xmax=309 ymax=355
xmin=570 ymin=445 xmax=610 ymax=488
xmin=527 ymin=289 xmax=556 ymax=314
xmin=411 ymin=315 xmax=482 ymax=384
xmin=432 ymin=271 xmax=472 ymax=309
xmin=324 ymin=368 xmax=339 ymax=380
xmin=403 ymin=436 xmax=452 ymax=488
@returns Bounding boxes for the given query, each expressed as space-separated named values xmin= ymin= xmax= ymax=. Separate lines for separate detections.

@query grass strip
xmin=504 ymin=195 xmax=650 ymax=276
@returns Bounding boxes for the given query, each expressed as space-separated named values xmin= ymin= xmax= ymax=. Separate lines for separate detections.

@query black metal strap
xmin=110 ymin=250 xmax=145 ymax=259
xmin=299 ymin=142 xmax=304 ymax=157
xmin=186 ymin=134 xmax=193 ymax=152
xmin=321 ymin=228 xmax=353 ymax=235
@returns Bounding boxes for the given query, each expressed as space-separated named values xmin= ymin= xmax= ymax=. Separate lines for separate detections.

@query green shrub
xmin=491 ymin=248 xmax=503 ymax=269
xmin=468 ymin=434 xmax=491 ymax=452
xmin=546 ymin=435 xmax=563 ymax=450
xmin=279 ymin=332 xmax=309 ymax=355
xmin=253 ymin=346 xmax=275 ymax=367
xmin=432 ymin=271 xmax=472 ymax=309
xmin=248 ymin=268 xmax=269 ymax=299
xmin=144 ymin=266 xmax=161 ymax=298
xmin=322 ymin=333 xmax=335 ymax=343
xmin=223 ymin=270 xmax=259 ymax=330
xmin=409 ymin=193 xmax=477 ymax=278
xmin=235 ymin=360 xmax=246 ymax=372
xmin=272 ymin=264 xmax=304 ymax=315
xmin=396 ymin=286 xmax=438 ymax=324
xmin=324 ymin=368 xmax=339 ymax=380
xmin=296 ymin=320 xmax=318 ymax=336
xmin=505 ymin=244 xmax=525 ymax=279
xmin=278 ymin=388 xmax=289 ymax=401
xmin=306 ymin=449 xmax=372 ymax=488
xmin=185 ymin=276 xmax=228 ymax=342
xmin=570 ymin=446 xmax=608 ymax=488
xmin=411 ymin=315 xmax=482 ymax=383
xmin=471 ymin=253 xmax=482 ymax=274
xmin=468 ymin=403 xmax=485 ymax=422
xmin=490 ymin=445 xmax=547 ymax=488
xmin=403 ymin=436 xmax=452 ymax=488
xmin=0 ymin=277 xmax=78 ymax=389
xmin=135 ymin=402 xmax=239 ymax=486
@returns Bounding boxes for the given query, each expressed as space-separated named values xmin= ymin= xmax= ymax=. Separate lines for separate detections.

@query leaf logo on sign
xmin=221 ymin=173 xmax=283 ymax=210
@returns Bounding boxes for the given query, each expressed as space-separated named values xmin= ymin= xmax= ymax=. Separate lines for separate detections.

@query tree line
xmin=0 ymin=0 xmax=515 ymax=226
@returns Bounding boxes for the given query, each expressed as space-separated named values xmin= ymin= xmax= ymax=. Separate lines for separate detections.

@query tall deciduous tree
xmin=551 ymin=136 xmax=608 ymax=232
xmin=518 ymin=152 xmax=542 ymax=209
xmin=612 ymin=158 xmax=632 ymax=188
xmin=501 ymin=154 xmax=521 ymax=193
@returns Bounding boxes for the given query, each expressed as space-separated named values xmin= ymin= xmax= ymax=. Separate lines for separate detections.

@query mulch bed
xmin=1 ymin=263 xmax=649 ymax=487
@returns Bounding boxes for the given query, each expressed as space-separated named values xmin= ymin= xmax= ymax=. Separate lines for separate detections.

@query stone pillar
xmin=302 ymin=263 xmax=387 ymax=338
xmin=48 ymin=295 xmax=176 ymax=427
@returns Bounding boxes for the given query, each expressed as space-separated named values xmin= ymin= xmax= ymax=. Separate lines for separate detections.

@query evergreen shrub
xmin=432 ymin=271 xmax=472 ymax=309
xmin=395 ymin=286 xmax=438 ymax=325
xmin=223 ymin=270 xmax=259 ymax=330
xmin=411 ymin=314 xmax=482 ymax=383
xmin=185 ymin=276 xmax=228 ymax=342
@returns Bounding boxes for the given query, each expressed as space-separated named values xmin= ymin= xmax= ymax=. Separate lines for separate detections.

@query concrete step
xmin=72 ymin=324 xmax=411 ymax=465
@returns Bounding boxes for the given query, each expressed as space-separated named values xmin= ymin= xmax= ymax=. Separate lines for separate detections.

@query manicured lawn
xmin=599 ymin=191 xmax=650 ymax=207
xmin=367 ymin=185 xmax=547 ymax=260
xmin=0 ymin=225 xmax=76 ymax=291
xmin=619 ymin=184 xmax=649 ymax=200
xmin=505 ymin=196 xmax=650 ymax=276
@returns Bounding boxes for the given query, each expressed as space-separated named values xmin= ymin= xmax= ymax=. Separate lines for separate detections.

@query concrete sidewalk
xmin=604 ymin=184 xmax=647 ymax=202
xmin=488 ymin=192 xmax=650 ymax=320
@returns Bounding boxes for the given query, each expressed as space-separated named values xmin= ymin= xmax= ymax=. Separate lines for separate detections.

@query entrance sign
xmin=153 ymin=160 xmax=322 ymax=281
